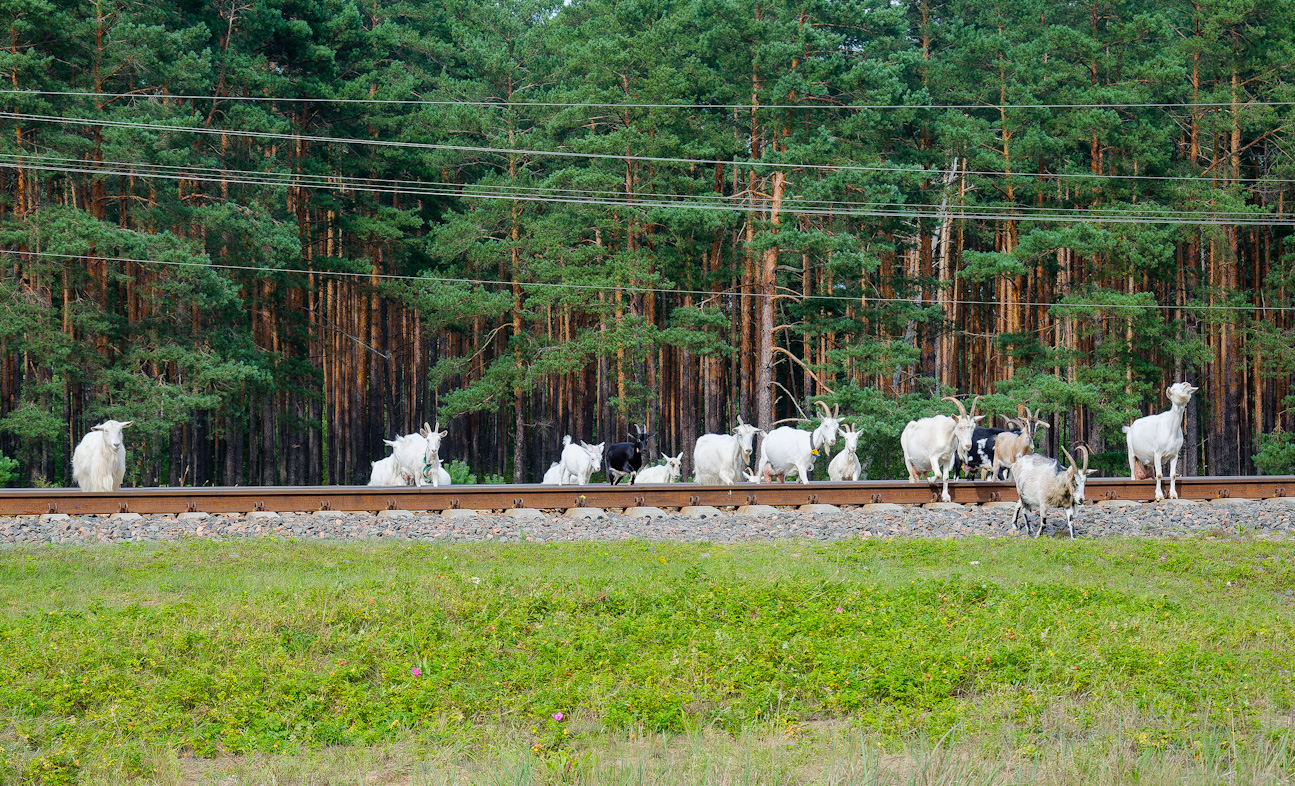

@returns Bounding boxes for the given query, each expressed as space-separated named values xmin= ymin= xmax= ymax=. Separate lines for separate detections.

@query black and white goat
xmin=952 ymin=417 xmax=1022 ymax=480
xmin=605 ymin=424 xmax=653 ymax=485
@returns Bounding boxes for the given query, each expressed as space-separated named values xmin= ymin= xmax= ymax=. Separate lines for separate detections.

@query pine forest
xmin=3 ymin=0 xmax=1295 ymax=487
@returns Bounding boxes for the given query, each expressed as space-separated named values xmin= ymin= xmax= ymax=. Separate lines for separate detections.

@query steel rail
xmin=4 ymin=476 xmax=1293 ymax=517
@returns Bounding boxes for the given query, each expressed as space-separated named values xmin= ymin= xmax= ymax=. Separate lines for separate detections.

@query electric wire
xmin=5 ymin=158 xmax=1289 ymax=225
xmin=1 ymin=248 xmax=1287 ymax=313
xmin=0 ymin=152 xmax=1278 ymax=219
xmin=6 ymin=88 xmax=1295 ymax=112
xmin=6 ymin=109 xmax=1295 ymax=185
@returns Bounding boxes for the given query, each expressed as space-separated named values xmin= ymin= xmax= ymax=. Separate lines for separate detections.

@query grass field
xmin=1 ymin=535 xmax=1293 ymax=784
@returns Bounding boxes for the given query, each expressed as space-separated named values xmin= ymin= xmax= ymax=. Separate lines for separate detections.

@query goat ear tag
xmin=811 ymin=449 xmax=819 ymax=456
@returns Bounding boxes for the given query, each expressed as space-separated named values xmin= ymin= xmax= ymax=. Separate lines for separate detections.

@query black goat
xmin=952 ymin=419 xmax=1022 ymax=481
xmin=605 ymin=424 xmax=653 ymax=485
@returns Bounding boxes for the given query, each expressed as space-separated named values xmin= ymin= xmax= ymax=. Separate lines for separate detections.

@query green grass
xmin=1 ymin=536 xmax=1293 ymax=784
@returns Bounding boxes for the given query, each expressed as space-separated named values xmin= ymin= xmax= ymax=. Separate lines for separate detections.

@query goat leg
xmin=1153 ymin=452 xmax=1165 ymax=501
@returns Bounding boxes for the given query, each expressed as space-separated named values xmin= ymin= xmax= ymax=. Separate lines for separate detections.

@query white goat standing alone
xmin=755 ymin=402 xmax=842 ymax=484
xmin=901 ymin=396 xmax=982 ymax=503
xmin=558 ymin=435 xmax=606 ymax=485
xmin=693 ymin=418 xmax=763 ymax=485
xmin=827 ymin=425 xmax=862 ymax=481
xmin=1010 ymin=445 xmax=1094 ymax=538
xmin=635 ymin=452 xmax=683 ymax=483
xmin=1123 ymin=382 xmax=1198 ymax=500
xmin=72 ymin=419 xmax=134 ymax=492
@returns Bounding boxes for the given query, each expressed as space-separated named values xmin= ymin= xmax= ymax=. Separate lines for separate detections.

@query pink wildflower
xmin=411 ymin=667 xmax=422 ymax=677
xmin=553 ymin=712 xmax=564 ymax=722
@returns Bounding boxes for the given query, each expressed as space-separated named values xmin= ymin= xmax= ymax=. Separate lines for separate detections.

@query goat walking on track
xmin=990 ymin=407 xmax=1048 ymax=481
xmin=694 ymin=419 xmax=763 ymax=485
xmin=901 ymin=396 xmax=982 ymax=503
xmin=558 ymin=436 xmax=606 ymax=485
xmin=605 ymin=424 xmax=652 ymax=485
xmin=755 ymin=401 xmax=842 ymax=484
xmin=1124 ymin=382 xmax=1198 ymax=500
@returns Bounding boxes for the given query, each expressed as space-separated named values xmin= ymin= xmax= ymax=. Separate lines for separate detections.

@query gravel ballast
xmin=4 ymin=499 xmax=1295 ymax=546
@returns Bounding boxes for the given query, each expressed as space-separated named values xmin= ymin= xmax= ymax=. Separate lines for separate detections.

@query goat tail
xmin=1121 ymin=425 xmax=1130 ymax=434
xmin=562 ymin=435 xmax=573 ymax=447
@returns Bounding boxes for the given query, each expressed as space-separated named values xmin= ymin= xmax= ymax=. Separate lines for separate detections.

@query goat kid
xmin=1123 ymin=382 xmax=1198 ymax=500
xmin=756 ymin=401 xmax=842 ymax=484
xmin=558 ymin=435 xmax=606 ymax=485
xmin=72 ymin=419 xmax=134 ymax=492
xmin=605 ymin=424 xmax=653 ymax=485
xmin=900 ymin=396 xmax=982 ymax=503
xmin=1010 ymin=445 xmax=1094 ymax=538
xmin=827 ymin=424 xmax=863 ymax=481
xmin=693 ymin=418 xmax=763 ymax=484
xmin=635 ymin=452 xmax=683 ymax=483
xmin=541 ymin=461 xmax=563 ymax=484
xmin=368 ymin=455 xmax=412 ymax=486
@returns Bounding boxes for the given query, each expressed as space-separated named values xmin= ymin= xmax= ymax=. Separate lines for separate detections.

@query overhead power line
xmin=0 ymin=153 xmax=1278 ymax=221
xmin=0 ymin=248 xmax=1288 ymax=313
xmin=5 ymin=109 xmax=1294 ymax=185
xmin=2 ymin=156 xmax=1288 ymax=225
xmin=4 ymin=88 xmax=1295 ymax=112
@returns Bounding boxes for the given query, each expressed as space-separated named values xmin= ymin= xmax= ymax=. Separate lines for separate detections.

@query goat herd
xmin=68 ymin=383 xmax=1199 ymax=539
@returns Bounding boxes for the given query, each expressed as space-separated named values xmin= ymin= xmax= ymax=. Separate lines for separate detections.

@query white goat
xmin=990 ymin=408 xmax=1048 ymax=481
xmin=368 ymin=455 xmax=412 ymax=486
xmin=828 ymin=425 xmax=862 ymax=482
xmin=387 ymin=433 xmax=428 ymax=487
xmin=72 ymin=419 xmax=133 ymax=492
xmin=1010 ymin=445 xmax=1094 ymax=538
xmin=419 ymin=421 xmax=450 ymax=487
xmin=636 ymin=452 xmax=683 ymax=484
xmin=1123 ymin=382 xmax=1198 ymax=500
xmin=558 ymin=435 xmax=605 ymax=485
xmin=900 ymin=396 xmax=982 ymax=503
xmin=693 ymin=418 xmax=763 ymax=485
xmin=756 ymin=402 xmax=842 ymax=484
xmin=541 ymin=461 xmax=563 ymax=484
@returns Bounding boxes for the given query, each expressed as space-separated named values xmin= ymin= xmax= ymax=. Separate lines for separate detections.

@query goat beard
xmin=1131 ymin=460 xmax=1155 ymax=480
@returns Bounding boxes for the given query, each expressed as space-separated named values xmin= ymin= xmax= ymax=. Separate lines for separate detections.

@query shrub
xmin=0 ymin=452 xmax=19 ymax=487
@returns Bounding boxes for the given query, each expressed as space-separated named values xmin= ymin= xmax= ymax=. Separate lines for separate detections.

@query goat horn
xmin=815 ymin=400 xmax=832 ymax=418
xmin=833 ymin=403 xmax=840 ymax=418
xmin=941 ymin=396 xmax=967 ymax=419
xmin=1078 ymin=444 xmax=1090 ymax=473
xmin=1059 ymin=445 xmax=1077 ymax=477
xmin=968 ymin=395 xmax=982 ymax=420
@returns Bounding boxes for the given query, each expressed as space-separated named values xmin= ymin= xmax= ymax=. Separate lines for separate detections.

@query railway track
xmin=5 ymin=475 xmax=1294 ymax=517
